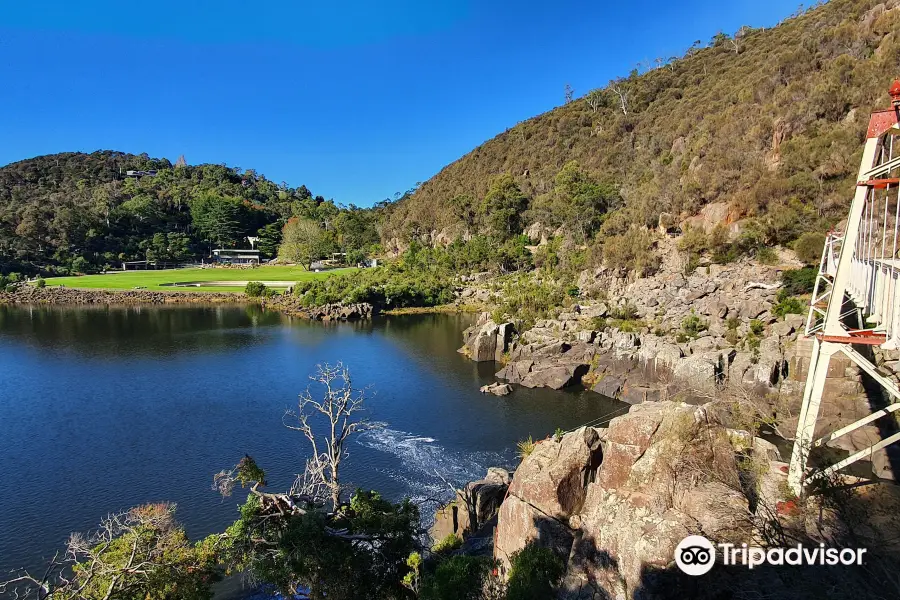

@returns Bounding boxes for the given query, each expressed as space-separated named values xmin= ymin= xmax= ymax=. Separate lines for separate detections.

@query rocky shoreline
xmin=0 ymin=286 xmax=376 ymax=321
xmin=0 ymin=285 xmax=244 ymax=306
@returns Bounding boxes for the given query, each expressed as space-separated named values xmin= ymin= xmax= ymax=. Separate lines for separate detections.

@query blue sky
xmin=1 ymin=0 xmax=799 ymax=206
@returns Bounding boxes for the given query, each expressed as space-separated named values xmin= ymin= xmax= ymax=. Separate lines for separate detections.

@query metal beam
xmin=862 ymin=155 xmax=900 ymax=179
xmin=815 ymin=403 xmax=900 ymax=447
xmin=815 ymin=430 xmax=900 ymax=480
xmin=838 ymin=345 xmax=900 ymax=401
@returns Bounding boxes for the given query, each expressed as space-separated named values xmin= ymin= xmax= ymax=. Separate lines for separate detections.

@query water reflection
xmin=0 ymin=304 xmax=288 ymax=357
xmin=0 ymin=305 xmax=626 ymax=596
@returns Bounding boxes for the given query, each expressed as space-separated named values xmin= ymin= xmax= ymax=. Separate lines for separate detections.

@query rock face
xmin=430 ymin=468 xmax=512 ymax=543
xmin=460 ymin=315 xmax=515 ymax=362
xmin=494 ymin=402 xmax=770 ymax=598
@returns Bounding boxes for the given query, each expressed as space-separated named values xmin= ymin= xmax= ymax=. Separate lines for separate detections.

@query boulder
xmin=507 ymin=427 xmax=604 ymax=519
xmin=620 ymin=384 xmax=662 ymax=405
xmin=496 ymin=360 xmax=534 ymax=384
xmin=465 ymin=479 xmax=509 ymax=529
xmin=552 ymin=402 xmax=756 ymax=597
xmin=520 ymin=363 xmax=589 ymax=390
xmin=480 ymin=382 xmax=513 ymax=396
xmin=495 ymin=494 xmax=576 ymax=566
xmin=486 ymin=467 xmax=512 ymax=485
xmin=431 ymin=469 xmax=511 ymax=542
xmin=592 ymin=375 xmax=624 ymax=399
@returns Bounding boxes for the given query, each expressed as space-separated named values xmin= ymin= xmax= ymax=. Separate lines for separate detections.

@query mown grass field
xmin=43 ymin=266 xmax=356 ymax=293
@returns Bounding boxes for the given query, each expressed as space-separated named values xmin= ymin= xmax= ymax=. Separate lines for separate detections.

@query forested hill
xmin=0 ymin=151 xmax=380 ymax=274
xmin=385 ymin=0 xmax=900 ymax=248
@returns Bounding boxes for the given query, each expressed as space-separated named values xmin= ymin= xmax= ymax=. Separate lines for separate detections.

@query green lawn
xmin=43 ymin=266 xmax=355 ymax=292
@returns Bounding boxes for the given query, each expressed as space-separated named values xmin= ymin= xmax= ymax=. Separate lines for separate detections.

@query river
xmin=0 ymin=304 xmax=625 ymax=592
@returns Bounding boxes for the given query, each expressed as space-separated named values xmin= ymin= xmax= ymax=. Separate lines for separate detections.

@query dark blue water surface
xmin=0 ymin=304 xmax=623 ymax=592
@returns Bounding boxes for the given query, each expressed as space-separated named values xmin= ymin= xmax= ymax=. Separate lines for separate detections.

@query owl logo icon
xmin=675 ymin=535 xmax=716 ymax=575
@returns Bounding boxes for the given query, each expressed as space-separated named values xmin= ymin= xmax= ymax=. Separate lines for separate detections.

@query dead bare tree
xmin=283 ymin=362 xmax=370 ymax=510
xmin=609 ymin=78 xmax=629 ymax=116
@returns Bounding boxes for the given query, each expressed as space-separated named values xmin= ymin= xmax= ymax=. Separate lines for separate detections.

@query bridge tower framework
xmin=788 ymin=80 xmax=900 ymax=495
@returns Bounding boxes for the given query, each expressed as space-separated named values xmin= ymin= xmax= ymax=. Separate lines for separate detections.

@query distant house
xmin=211 ymin=249 xmax=260 ymax=265
xmin=125 ymin=170 xmax=158 ymax=178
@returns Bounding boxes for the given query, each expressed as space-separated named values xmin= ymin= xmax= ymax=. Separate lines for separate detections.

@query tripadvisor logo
xmin=675 ymin=535 xmax=716 ymax=575
xmin=674 ymin=535 xmax=868 ymax=576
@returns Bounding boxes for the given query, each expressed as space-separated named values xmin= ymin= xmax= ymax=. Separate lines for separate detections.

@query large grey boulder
xmin=495 ymin=360 xmax=533 ymax=384
xmin=521 ymin=363 xmax=589 ymax=390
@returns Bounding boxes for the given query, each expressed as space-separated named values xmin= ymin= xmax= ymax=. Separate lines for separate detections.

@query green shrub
xmin=432 ymin=534 xmax=463 ymax=554
xmin=517 ymin=436 xmax=536 ymax=460
xmin=680 ymin=310 xmax=708 ymax=339
xmin=293 ymin=263 xmax=454 ymax=309
xmin=35 ymin=277 xmax=46 ymax=288
xmin=756 ymin=246 xmax=778 ymax=265
xmin=749 ymin=319 xmax=765 ymax=336
xmin=781 ymin=267 xmax=817 ymax=296
xmin=612 ymin=318 xmax=644 ymax=333
xmin=244 ymin=281 xmax=266 ymax=297
xmin=492 ymin=276 xmax=566 ymax=328
xmin=0 ymin=273 xmax=23 ymax=292
xmin=610 ymin=302 xmax=638 ymax=320
xmin=506 ymin=545 xmax=566 ymax=600
xmin=600 ymin=228 xmax=660 ymax=276
xmin=677 ymin=225 xmax=708 ymax=255
xmin=794 ymin=232 xmax=826 ymax=265
xmin=420 ymin=555 xmax=491 ymax=600
xmin=590 ymin=316 xmax=609 ymax=331
xmin=70 ymin=256 xmax=89 ymax=274
xmin=773 ymin=289 xmax=806 ymax=317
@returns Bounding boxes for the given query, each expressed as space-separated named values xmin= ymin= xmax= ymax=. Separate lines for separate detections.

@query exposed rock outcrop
xmin=460 ymin=315 xmax=515 ymax=362
xmin=430 ymin=468 xmax=512 ymax=544
xmin=494 ymin=402 xmax=767 ymax=595
xmin=300 ymin=302 xmax=374 ymax=321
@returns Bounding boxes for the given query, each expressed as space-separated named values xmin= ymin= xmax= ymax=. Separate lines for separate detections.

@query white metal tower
xmin=788 ymin=80 xmax=900 ymax=494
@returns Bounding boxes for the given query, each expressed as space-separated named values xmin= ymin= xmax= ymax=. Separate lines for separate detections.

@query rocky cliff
xmin=459 ymin=240 xmax=900 ymax=480
xmin=441 ymin=401 xmax=900 ymax=599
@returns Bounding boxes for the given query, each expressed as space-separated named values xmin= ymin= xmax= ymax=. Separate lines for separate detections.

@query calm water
xmin=0 ymin=304 xmax=623 ymax=589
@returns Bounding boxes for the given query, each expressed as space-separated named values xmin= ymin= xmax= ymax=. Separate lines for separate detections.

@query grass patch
xmin=42 ymin=266 xmax=355 ymax=292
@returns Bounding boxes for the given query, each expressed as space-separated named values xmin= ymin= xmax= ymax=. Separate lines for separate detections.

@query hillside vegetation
xmin=3 ymin=0 xmax=898 ymax=286
xmin=0 ymin=151 xmax=381 ymax=275
xmin=386 ymin=0 xmax=900 ymax=255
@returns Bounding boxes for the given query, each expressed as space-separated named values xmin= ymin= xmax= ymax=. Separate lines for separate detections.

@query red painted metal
xmin=867 ymin=109 xmax=900 ymax=139
xmin=891 ymin=79 xmax=900 ymax=107
xmin=817 ymin=333 xmax=888 ymax=345
xmin=858 ymin=178 xmax=900 ymax=189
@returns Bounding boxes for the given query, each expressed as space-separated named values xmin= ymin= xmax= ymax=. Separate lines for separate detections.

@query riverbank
xmin=382 ymin=303 xmax=483 ymax=315
xmin=0 ymin=285 xmax=245 ymax=305
xmin=0 ymin=286 xmax=378 ymax=322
